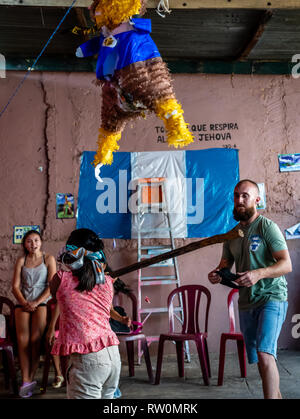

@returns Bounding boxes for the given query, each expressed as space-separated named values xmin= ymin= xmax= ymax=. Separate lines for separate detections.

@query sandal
xmin=52 ymin=375 xmax=64 ymax=389
xmin=19 ymin=381 xmax=37 ymax=398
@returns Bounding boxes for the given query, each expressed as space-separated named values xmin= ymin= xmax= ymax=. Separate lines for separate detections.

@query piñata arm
xmin=76 ymin=36 xmax=101 ymax=58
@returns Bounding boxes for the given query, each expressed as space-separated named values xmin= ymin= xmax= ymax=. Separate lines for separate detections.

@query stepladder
xmin=135 ymin=177 xmax=190 ymax=363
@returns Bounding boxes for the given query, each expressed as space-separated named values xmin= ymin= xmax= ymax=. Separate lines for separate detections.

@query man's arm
xmin=236 ymin=249 xmax=292 ymax=288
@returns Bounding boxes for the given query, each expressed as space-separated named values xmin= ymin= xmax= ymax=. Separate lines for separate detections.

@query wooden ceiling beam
xmin=238 ymin=10 xmax=273 ymax=60
xmin=0 ymin=1 xmax=300 ymax=10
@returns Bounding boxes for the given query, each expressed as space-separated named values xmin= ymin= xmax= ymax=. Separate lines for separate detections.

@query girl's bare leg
xmin=14 ymin=308 xmax=31 ymax=383
xmin=30 ymin=306 xmax=47 ymax=381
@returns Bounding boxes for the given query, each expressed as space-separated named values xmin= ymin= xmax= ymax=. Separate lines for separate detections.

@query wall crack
xmin=39 ymin=75 xmax=51 ymax=239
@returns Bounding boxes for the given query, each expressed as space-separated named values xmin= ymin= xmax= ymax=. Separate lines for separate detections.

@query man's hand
xmin=236 ymin=270 xmax=261 ymax=287
xmin=208 ymin=269 xmax=222 ymax=285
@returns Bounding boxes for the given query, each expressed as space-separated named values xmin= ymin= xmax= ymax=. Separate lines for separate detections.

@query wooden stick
xmin=110 ymin=228 xmax=244 ymax=278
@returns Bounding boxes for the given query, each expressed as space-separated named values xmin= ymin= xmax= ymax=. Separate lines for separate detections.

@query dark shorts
xmin=15 ymin=303 xmax=47 ymax=309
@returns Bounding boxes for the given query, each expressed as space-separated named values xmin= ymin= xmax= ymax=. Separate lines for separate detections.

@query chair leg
xmin=154 ymin=336 xmax=165 ymax=385
xmin=195 ymin=336 xmax=210 ymax=386
xmin=175 ymin=341 xmax=184 ymax=378
xmin=4 ymin=347 xmax=18 ymax=395
xmin=218 ymin=335 xmax=226 ymax=386
xmin=237 ymin=339 xmax=247 ymax=378
xmin=126 ymin=340 xmax=135 ymax=377
xmin=40 ymin=343 xmax=52 ymax=394
xmin=141 ymin=338 xmax=153 ymax=383
xmin=2 ymin=350 xmax=9 ymax=389
xmin=203 ymin=338 xmax=211 ymax=378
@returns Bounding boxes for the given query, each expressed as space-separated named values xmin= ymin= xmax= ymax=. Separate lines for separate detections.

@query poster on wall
xmin=278 ymin=153 xmax=300 ymax=172
xmin=56 ymin=193 xmax=75 ymax=219
xmin=13 ymin=225 xmax=40 ymax=244
xmin=285 ymin=223 xmax=300 ymax=240
xmin=77 ymin=149 xmax=239 ymax=239
xmin=257 ymin=183 xmax=266 ymax=210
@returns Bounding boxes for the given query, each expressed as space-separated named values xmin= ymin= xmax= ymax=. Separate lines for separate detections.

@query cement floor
xmin=1 ymin=349 xmax=300 ymax=400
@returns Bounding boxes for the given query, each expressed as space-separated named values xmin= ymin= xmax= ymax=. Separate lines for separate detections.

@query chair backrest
xmin=227 ymin=289 xmax=239 ymax=333
xmin=0 ymin=296 xmax=15 ymax=344
xmin=0 ymin=296 xmax=15 ymax=334
xmin=167 ymin=285 xmax=211 ymax=334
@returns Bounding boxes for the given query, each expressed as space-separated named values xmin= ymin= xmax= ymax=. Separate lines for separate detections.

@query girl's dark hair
xmin=22 ymin=230 xmax=42 ymax=255
xmin=104 ymin=265 xmax=131 ymax=295
xmin=66 ymin=228 xmax=105 ymax=292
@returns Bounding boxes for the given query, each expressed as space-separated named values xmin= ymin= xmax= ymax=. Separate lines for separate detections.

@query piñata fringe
xmin=155 ymin=99 xmax=194 ymax=148
xmin=93 ymin=128 xmax=121 ymax=166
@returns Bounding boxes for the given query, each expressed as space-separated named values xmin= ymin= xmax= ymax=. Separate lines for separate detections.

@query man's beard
xmin=233 ymin=206 xmax=255 ymax=222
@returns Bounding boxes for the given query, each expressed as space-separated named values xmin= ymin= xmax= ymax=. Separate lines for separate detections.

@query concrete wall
xmin=0 ymin=71 xmax=300 ymax=356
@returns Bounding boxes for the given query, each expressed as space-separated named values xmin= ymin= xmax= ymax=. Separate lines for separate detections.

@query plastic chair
xmin=155 ymin=285 xmax=211 ymax=386
xmin=0 ymin=296 xmax=18 ymax=395
xmin=40 ymin=299 xmax=68 ymax=393
xmin=217 ymin=288 xmax=247 ymax=386
xmin=116 ymin=292 xmax=153 ymax=383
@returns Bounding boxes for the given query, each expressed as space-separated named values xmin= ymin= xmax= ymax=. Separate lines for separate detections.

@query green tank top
xmin=222 ymin=215 xmax=288 ymax=310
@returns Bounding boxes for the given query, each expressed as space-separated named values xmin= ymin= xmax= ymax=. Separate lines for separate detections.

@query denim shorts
xmin=239 ymin=300 xmax=288 ymax=364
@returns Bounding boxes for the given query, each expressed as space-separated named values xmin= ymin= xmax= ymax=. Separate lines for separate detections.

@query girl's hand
xmin=22 ymin=301 xmax=35 ymax=312
xmin=26 ymin=301 xmax=38 ymax=312
xmin=46 ymin=328 xmax=56 ymax=346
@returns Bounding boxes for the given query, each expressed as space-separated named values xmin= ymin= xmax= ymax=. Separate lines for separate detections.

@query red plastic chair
xmin=116 ymin=292 xmax=153 ymax=383
xmin=0 ymin=296 xmax=18 ymax=395
xmin=155 ymin=285 xmax=211 ymax=386
xmin=218 ymin=288 xmax=247 ymax=386
xmin=40 ymin=299 xmax=68 ymax=393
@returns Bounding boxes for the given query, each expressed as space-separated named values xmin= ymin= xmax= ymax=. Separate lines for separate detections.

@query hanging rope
xmin=0 ymin=0 xmax=78 ymax=120
xmin=156 ymin=0 xmax=172 ymax=18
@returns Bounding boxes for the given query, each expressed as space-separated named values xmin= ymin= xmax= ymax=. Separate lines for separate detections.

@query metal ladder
xmin=136 ymin=177 xmax=190 ymax=363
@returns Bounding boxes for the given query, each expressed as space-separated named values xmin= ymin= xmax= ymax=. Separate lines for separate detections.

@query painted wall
xmin=0 ymin=71 xmax=300 ymax=356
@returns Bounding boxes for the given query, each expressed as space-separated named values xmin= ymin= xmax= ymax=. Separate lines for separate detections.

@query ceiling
xmin=0 ymin=1 xmax=300 ymax=72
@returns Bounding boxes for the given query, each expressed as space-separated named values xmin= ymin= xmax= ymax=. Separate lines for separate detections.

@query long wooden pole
xmin=110 ymin=228 xmax=244 ymax=278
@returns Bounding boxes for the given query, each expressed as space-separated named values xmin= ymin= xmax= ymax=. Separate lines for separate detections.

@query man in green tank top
xmin=208 ymin=179 xmax=292 ymax=399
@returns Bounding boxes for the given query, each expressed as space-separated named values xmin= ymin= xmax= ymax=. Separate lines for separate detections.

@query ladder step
xmin=138 ymin=203 xmax=166 ymax=208
xmin=138 ymin=257 xmax=174 ymax=267
xmin=145 ymin=336 xmax=159 ymax=342
xmin=139 ymin=228 xmax=172 ymax=233
xmin=141 ymin=280 xmax=178 ymax=286
xmin=141 ymin=275 xmax=177 ymax=280
xmin=140 ymin=246 xmax=172 ymax=250
xmin=140 ymin=307 xmax=182 ymax=314
xmin=139 ymin=254 xmax=173 ymax=259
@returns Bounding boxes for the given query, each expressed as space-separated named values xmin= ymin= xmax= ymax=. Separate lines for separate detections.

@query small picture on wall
xmin=278 ymin=153 xmax=300 ymax=172
xmin=285 ymin=223 xmax=300 ymax=240
xmin=257 ymin=183 xmax=266 ymax=210
xmin=56 ymin=193 xmax=75 ymax=219
xmin=13 ymin=225 xmax=41 ymax=244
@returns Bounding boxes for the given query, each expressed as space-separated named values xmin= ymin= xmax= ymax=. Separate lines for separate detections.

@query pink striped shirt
xmin=51 ymin=270 xmax=119 ymax=356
